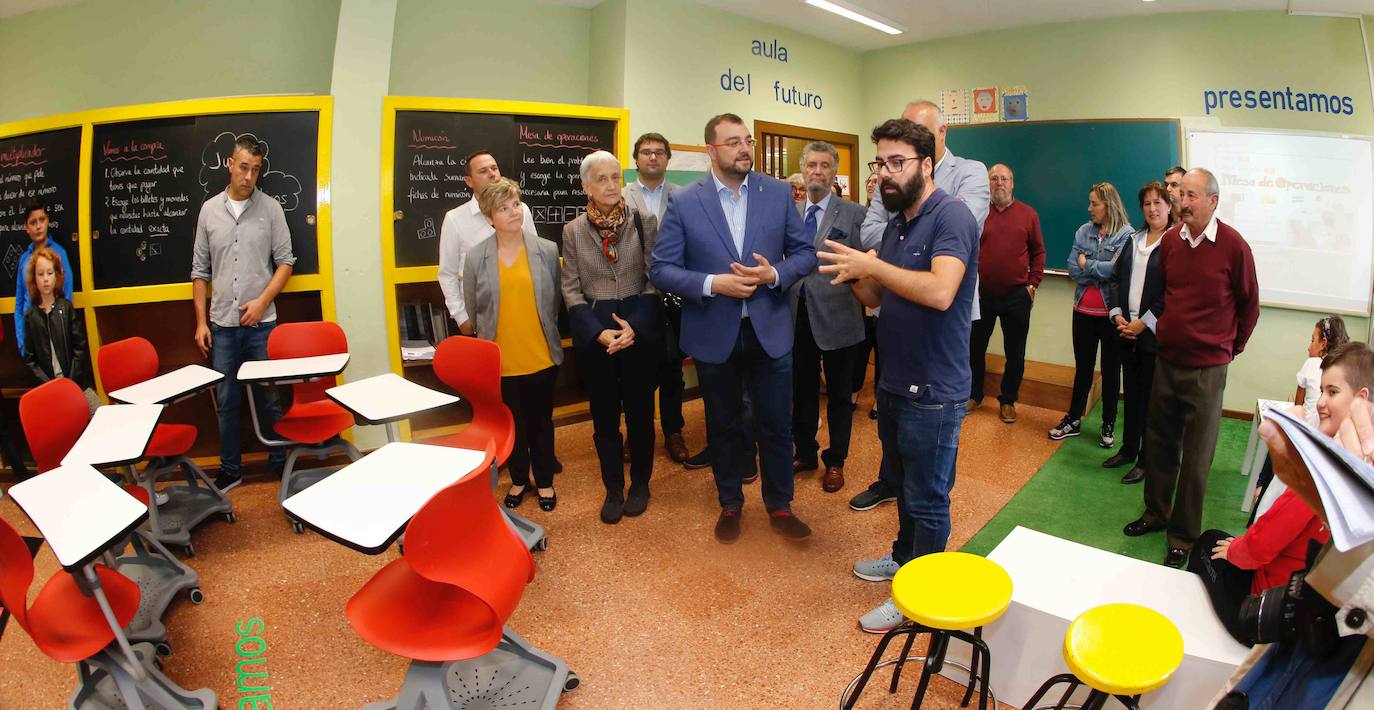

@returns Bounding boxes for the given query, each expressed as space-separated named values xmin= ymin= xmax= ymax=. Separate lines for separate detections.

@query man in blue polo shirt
xmin=818 ymin=118 xmax=980 ymax=632
xmin=15 ymin=201 xmax=74 ymax=356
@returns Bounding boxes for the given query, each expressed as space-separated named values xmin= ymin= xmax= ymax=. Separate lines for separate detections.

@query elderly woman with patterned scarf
xmin=561 ymin=150 xmax=662 ymax=525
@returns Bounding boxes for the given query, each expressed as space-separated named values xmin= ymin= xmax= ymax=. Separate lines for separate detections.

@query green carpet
xmin=961 ymin=405 xmax=1256 ymax=563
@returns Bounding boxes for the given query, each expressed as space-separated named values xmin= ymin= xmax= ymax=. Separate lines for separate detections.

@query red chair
xmin=97 ymin=338 xmax=234 ymax=555
xmin=261 ymin=321 xmax=361 ymax=532
xmin=428 ymin=336 xmax=515 ymax=466
xmin=345 ymin=441 xmax=576 ymax=707
xmin=0 ymin=514 xmax=215 ymax=707
xmin=19 ymin=377 xmax=203 ymax=654
xmin=428 ymin=336 xmax=547 ymax=551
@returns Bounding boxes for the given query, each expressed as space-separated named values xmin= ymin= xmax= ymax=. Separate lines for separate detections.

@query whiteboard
xmin=1187 ymin=129 xmax=1374 ymax=315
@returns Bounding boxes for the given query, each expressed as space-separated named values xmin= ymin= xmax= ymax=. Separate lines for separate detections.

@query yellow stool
xmin=1022 ymin=604 xmax=1184 ymax=710
xmin=843 ymin=552 xmax=1013 ymax=710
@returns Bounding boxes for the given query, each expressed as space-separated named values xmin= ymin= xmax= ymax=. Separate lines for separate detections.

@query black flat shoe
xmin=600 ymin=495 xmax=623 ymax=524
xmin=1121 ymin=467 xmax=1146 ymax=484
xmin=504 ymin=486 xmax=526 ymax=509
xmin=1102 ymin=451 xmax=1135 ymax=469
xmin=1165 ymin=547 xmax=1187 ymax=568
xmin=538 ymin=490 xmax=558 ymax=512
xmin=1123 ymin=517 xmax=1165 ymax=537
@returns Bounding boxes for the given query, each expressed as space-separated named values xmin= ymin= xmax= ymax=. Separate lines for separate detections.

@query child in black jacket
xmin=23 ymin=246 xmax=98 ymax=413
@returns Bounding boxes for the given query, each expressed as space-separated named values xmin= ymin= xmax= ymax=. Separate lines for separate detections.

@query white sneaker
xmin=853 ymin=554 xmax=900 ymax=582
xmin=859 ymin=598 xmax=906 ymax=634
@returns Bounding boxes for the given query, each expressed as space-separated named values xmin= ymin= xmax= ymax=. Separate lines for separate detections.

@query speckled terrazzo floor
xmin=0 ymin=389 xmax=1061 ymax=709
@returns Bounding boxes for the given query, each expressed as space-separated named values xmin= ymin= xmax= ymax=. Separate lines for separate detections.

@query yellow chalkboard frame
xmin=0 ymin=96 xmax=336 ymax=396
xmin=379 ymin=97 xmax=629 ymax=438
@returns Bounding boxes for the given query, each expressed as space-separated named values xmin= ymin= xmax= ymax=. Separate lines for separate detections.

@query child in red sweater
xmin=1185 ymin=344 xmax=1374 ymax=645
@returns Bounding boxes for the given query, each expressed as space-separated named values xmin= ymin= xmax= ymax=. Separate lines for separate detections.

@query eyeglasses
xmin=867 ymin=155 xmax=921 ymax=174
xmin=708 ymin=138 xmax=756 ymax=150
xmin=638 ymin=149 xmax=668 ymax=158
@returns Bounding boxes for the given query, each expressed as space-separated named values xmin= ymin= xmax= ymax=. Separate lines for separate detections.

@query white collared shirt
xmin=1179 ymin=215 xmax=1219 ymax=249
xmin=437 ymin=196 xmax=538 ymax=324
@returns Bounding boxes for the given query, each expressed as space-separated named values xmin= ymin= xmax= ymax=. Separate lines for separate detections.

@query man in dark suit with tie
xmin=788 ymin=141 xmax=868 ymax=494
xmin=651 ymin=113 xmax=817 ymax=543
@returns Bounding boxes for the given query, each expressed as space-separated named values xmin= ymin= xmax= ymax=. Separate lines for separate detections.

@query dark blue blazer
xmin=650 ymin=171 xmax=816 ymax=364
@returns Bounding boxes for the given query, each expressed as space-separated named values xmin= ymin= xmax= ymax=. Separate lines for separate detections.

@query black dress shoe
xmin=792 ymin=459 xmax=819 ymax=475
xmin=1123 ymin=517 xmax=1165 ymax=537
xmin=538 ymin=490 xmax=558 ymax=512
xmin=600 ymin=495 xmax=623 ymax=524
xmin=504 ymin=486 xmax=527 ymax=509
xmin=683 ymin=448 xmax=711 ymax=470
xmin=1102 ymin=451 xmax=1136 ymax=469
xmin=868 ymin=407 xmax=878 ymax=420
xmin=1121 ymin=466 xmax=1146 ymax=484
xmin=1165 ymin=547 xmax=1187 ymax=568
xmin=623 ymin=486 xmax=649 ymax=517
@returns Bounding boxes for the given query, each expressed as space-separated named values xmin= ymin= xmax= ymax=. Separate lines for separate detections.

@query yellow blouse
xmin=494 ymin=249 xmax=554 ymax=377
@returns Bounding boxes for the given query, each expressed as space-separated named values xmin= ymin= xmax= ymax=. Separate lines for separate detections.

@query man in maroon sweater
xmin=1123 ymin=168 xmax=1259 ymax=568
xmin=968 ymin=164 xmax=1045 ymax=423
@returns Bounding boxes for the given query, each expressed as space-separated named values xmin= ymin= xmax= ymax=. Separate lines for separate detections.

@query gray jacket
xmin=788 ymin=197 xmax=868 ymax=351
xmin=623 ymin=180 xmax=679 ymax=224
xmin=462 ymin=233 xmax=564 ymax=366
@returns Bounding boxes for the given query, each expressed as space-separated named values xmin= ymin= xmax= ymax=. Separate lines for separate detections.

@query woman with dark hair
xmin=1106 ymin=181 xmax=1172 ymax=482
xmin=1050 ymin=182 xmax=1134 ymax=446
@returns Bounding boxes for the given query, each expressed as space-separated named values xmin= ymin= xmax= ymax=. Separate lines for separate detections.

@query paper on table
xmin=1262 ymin=406 xmax=1374 ymax=551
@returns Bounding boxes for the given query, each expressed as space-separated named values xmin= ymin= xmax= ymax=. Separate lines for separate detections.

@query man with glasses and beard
xmin=818 ymin=119 xmax=980 ymax=632
xmin=650 ymin=113 xmax=817 ymax=544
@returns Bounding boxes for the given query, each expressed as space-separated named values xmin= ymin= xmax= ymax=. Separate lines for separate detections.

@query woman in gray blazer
xmin=463 ymin=177 xmax=564 ymax=511
xmin=562 ymin=150 xmax=662 ymax=524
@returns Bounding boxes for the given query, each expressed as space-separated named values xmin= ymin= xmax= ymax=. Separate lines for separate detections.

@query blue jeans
xmin=877 ymin=389 xmax=966 ymax=565
xmin=694 ymin=319 xmax=793 ymax=513
xmin=211 ymin=321 xmax=284 ymax=476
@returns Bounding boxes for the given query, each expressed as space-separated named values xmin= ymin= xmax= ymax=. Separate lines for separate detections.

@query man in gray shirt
xmin=190 ymin=135 xmax=296 ymax=492
xmin=850 ymin=99 xmax=990 ymax=513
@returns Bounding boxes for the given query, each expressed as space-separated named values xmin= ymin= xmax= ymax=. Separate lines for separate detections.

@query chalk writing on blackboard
xmin=98 ymin=138 xmax=191 ymax=239
xmin=198 ymin=132 xmax=304 ymax=212
xmin=3 ymin=243 xmax=22 ymax=278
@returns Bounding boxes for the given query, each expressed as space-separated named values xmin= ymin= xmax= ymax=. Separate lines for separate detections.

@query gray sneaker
xmin=859 ymin=598 xmax=906 ymax=634
xmin=853 ymin=554 xmax=900 ymax=582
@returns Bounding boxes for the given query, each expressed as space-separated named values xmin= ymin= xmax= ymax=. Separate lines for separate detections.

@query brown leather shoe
xmin=714 ymin=509 xmax=742 ymax=543
xmin=792 ymin=458 xmax=819 ymax=475
xmin=1000 ymin=403 xmax=1017 ymax=423
xmin=665 ymin=432 xmax=689 ymax=463
xmin=769 ymin=510 xmax=812 ymax=540
xmin=821 ymin=465 xmax=845 ymax=493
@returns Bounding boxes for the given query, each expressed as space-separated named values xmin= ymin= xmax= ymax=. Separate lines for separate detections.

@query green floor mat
xmin=961 ymin=405 xmax=1256 ymax=564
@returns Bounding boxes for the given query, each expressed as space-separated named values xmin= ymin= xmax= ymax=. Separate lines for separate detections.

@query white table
xmin=236 ymin=353 xmax=350 ymax=384
xmin=62 ymin=404 xmax=164 ymax=468
xmin=1240 ymin=398 xmax=1292 ymax=512
xmin=9 ymin=464 xmax=147 ymax=571
xmin=107 ymin=364 xmax=223 ymax=405
xmin=939 ymin=527 xmax=1250 ymax=709
xmin=326 ymin=373 xmax=460 ymax=442
xmin=282 ymin=442 xmax=486 ymax=554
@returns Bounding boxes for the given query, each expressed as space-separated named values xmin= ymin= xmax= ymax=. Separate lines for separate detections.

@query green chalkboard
xmin=948 ymin=119 xmax=1181 ymax=272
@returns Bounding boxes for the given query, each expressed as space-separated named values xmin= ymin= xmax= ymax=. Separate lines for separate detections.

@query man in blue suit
xmin=651 ymin=113 xmax=817 ymax=543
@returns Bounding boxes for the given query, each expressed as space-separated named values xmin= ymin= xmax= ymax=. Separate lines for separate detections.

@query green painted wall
xmin=388 ymin=0 xmax=591 ymax=104
xmin=621 ymin=0 xmax=865 ymax=148
xmin=589 ymin=0 xmax=628 ymax=109
xmin=861 ymin=11 xmax=1374 ymax=411
xmin=0 ymin=0 xmax=340 ymax=124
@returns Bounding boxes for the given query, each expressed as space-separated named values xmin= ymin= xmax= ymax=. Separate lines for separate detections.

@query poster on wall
xmin=941 ymin=89 xmax=970 ymax=125
xmin=971 ymin=87 xmax=999 ymax=124
xmin=1002 ymin=86 xmax=1029 ymax=121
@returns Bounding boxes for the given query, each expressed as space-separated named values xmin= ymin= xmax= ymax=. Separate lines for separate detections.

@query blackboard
xmin=0 ymin=127 xmax=82 ymax=297
xmin=948 ymin=120 xmax=1181 ymax=271
xmin=392 ymin=110 xmax=617 ymax=267
xmin=91 ymin=111 xmax=320 ymax=289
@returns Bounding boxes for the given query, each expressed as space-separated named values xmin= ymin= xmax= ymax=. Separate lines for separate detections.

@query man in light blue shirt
xmin=850 ymin=99 xmax=990 ymax=513
xmin=651 ymin=113 xmax=817 ymax=543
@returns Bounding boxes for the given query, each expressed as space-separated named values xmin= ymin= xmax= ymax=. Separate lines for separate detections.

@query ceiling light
xmin=804 ymin=0 xmax=906 ymax=35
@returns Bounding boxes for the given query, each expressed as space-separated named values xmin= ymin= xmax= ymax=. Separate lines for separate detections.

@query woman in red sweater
xmin=1185 ymin=344 xmax=1374 ymax=645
